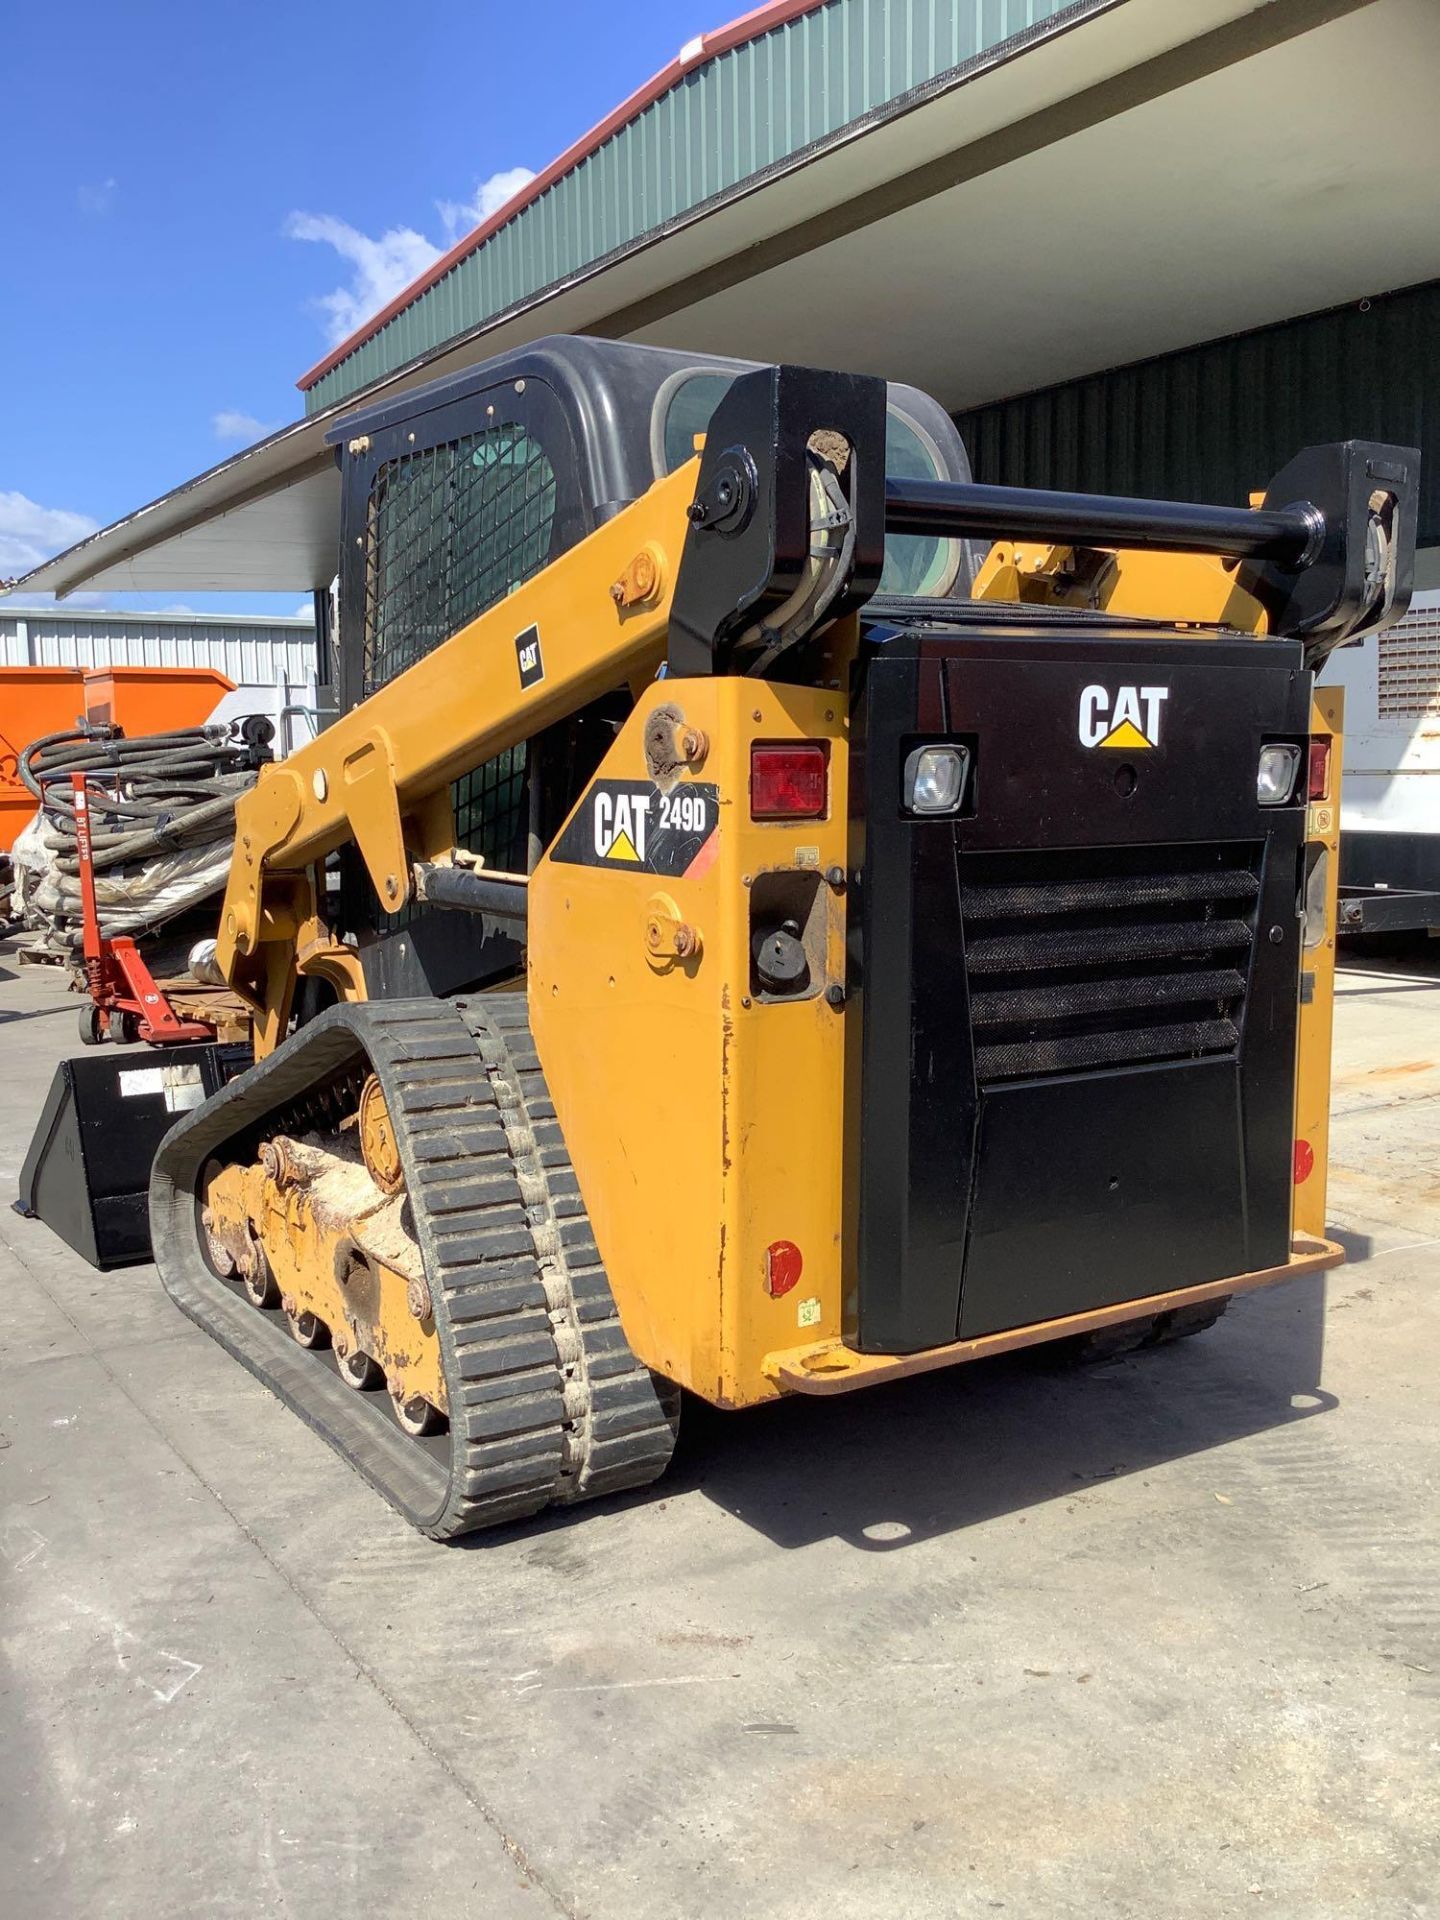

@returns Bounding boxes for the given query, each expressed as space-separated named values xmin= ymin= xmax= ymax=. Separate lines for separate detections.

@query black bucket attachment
xmin=14 ymin=1043 xmax=249 ymax=1270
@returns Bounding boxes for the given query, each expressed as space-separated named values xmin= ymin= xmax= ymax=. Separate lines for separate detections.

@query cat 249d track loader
xmin=141 ymin=337 xmax=1414 ymax=1537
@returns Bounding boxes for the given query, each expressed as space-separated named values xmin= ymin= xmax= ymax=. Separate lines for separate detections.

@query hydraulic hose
xmin=16 ymin=723 xmax=270 ymax=953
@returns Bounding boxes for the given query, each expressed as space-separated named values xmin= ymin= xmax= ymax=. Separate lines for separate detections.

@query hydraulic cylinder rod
xmin=884 ymin=475 xmax=1322 ymax=566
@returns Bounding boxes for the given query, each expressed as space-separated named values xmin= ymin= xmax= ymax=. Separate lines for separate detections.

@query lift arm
xmin=215 ymin=459 xmax=699 ymax=1036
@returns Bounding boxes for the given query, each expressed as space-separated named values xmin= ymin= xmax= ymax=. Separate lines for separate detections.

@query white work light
xmin=1257 ymin=742 xmax=1302 ymax=806
xmin=904 ymin=744 xmax=970 ymax=814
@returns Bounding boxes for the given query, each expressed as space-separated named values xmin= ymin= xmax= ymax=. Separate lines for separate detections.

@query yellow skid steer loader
xmin=29 ymin=338 xmax=1417 ymax=1537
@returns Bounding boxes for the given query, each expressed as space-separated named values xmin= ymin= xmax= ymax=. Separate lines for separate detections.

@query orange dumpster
xmin=1 ymin=664 xmax=238 ymax=851
xmin=82 ymin=667 xmax=234 ymax=733
xmin=0 ymin=667 xmax=84 ymax=851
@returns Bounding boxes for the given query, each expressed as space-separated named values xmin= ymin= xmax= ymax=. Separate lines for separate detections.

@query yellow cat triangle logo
xmin=1098 ymin=718 xmax=1152 ymax=750
xmin=1079 ymin=685 xmax=1169 ymax=750
xmin=606 ymin=828 xmax=640 ymax=862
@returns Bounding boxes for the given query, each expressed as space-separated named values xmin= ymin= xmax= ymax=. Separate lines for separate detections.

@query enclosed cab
xmin=325 ymin=337 xmax=976 ymax=1004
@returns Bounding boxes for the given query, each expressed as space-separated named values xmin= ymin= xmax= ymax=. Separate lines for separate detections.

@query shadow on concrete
xmin=1339 ymin=934 xmax=1440 ymax=985
xmin=0 ymin=1003 xmax=79 ymax=1027
xmin=1334 ymin=978 xmax=1440 ymax=997
xmin=1327 ymin=1224 xmax=1375 ymax=1264
xmin=482 ymin=1274 xmax=1332 ymax=1556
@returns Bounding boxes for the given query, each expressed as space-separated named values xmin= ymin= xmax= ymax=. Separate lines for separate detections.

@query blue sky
xmin=0 ymin=0 xmax=711 ymax=614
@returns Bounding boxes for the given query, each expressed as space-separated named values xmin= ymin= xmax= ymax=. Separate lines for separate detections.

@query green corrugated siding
xmin=306 ymin=0 xmax=1081 ymax=412
xmin=955 ymin=281 xmax=1440 ymax=546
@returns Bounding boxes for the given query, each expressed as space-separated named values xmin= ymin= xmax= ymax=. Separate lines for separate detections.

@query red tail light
xmin=1293 ymin=1139 xmax=1315 ymax=1185
xmin=1308 ymin=737 xmax=1331 ymax=802
xmin=751 ymin=743 xmax=828 ymax=820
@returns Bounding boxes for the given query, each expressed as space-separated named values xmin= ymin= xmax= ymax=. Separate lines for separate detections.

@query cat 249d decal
xmin=551 ymin=780 xmax=719 ymax=877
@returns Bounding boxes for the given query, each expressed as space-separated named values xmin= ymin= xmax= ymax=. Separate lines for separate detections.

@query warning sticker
xmin=551 ymin=780 xmax=719 ymax=877
xmin=162 ymin=1063 xmax=207 ymax=1113
xmin=118 ymin=1068 xmax=166 ymax=1099
xmin=116 ymin=1063 xmax=206 ymax=1112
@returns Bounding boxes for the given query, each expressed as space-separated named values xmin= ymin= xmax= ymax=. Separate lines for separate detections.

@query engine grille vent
xmin=961 ymin=844 xmax=1262 ymax=1083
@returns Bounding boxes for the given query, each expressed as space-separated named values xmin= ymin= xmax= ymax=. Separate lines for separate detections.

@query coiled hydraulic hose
xmin=17 ymin=722 xmax=270 ymax=950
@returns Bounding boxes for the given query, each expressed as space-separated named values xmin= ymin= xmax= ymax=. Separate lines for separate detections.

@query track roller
xmin=337 ymin=1345 xmax=385 ymax=1390
xmin=285 ymin=1302 xmax=330 ymax=1349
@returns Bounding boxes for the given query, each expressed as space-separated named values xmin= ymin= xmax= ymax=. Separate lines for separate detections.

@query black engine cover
xmin=849 ymin=616 xmax=1310 ymax=1352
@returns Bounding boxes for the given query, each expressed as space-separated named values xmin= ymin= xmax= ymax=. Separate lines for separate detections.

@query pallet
xmin=153 ymin=977 xmax=253 ymax=1044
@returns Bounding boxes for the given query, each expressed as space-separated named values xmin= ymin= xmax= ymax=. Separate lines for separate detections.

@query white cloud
xmin=77 ymin=177 xmax=118 ymax=215
xmin=284 ymin=211 xmax=443 ymax=348
xmin=286 ymin=167 xmax=535 ymax=348
xmin=0 ymin=490 xmax=99 ymax=582
xmin=436 ymin=166 xmax=536 ymax=242
xmin=0 ymin=590 xmax=113 ymax=610
xmin=292 ymin=600 xmax=315 ymax=619
xmin=212 ymin=409 xmax=279 ymax=444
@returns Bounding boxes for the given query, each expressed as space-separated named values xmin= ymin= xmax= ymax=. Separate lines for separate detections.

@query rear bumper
xmin=764 ymin=1234 xmax=1342 ymax=1396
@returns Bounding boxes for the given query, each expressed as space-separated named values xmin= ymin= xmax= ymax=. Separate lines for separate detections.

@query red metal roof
xmin=295 ymin=0 xmax=830 ymax=392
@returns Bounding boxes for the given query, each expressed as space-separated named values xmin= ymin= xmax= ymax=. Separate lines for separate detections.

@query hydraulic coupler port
xmin=754 ymin=919 xmax=808 ymax=993
xmin=749 ymin=870 xmax=826 ymax=1001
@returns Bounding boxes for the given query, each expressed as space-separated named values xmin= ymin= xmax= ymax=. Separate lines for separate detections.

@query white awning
xmin=8 ymin=416 xmax=340 ymax=600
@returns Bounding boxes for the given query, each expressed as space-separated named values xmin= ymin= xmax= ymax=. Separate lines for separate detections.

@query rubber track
xmin=150 ymin=998 xmax=677 ymax=1538
xmin=457 ymin=996 xmax=681 ymax=1503
xmin=1046 ymin=1296 xmax=1232 ymax=1367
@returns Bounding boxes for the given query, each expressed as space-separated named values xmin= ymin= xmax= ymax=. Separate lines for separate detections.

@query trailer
xmin=1323 ymin=589 xmax=1440 ymax=932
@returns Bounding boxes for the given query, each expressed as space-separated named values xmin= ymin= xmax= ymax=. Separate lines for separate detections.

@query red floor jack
xmin=69 ymin=772 xmax=213 ymax=1047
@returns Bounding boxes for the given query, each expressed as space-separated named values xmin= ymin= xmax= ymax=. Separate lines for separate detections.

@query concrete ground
xmin=0 ymin=947 xmax=1435 ymax=1920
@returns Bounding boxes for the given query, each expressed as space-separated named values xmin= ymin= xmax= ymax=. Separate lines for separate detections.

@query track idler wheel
xmin=356 ymin=1074 xmax=404 ymax=1195
xmin=201 ymin=1217 xmax=237 ymax=1281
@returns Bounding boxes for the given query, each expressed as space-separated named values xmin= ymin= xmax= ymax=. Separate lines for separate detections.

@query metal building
xmin=956 ymin=279 xmax=1440 ymax=564
xmin=1 ymin=606 xmax=323 ymax=755
xmin=1 ymin=604 xmax=315 ymax=681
